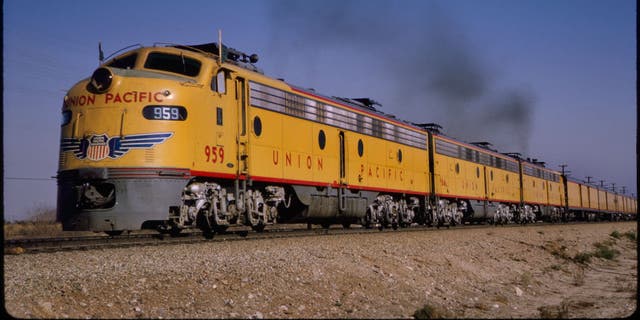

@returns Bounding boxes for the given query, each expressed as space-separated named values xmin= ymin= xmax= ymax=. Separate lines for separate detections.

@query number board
xmin=142 ymin=106 xmax=187 ymax=121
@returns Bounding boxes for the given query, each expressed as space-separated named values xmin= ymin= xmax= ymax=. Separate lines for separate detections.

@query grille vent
xmin=145 ymin=149 xmax=155 ymax=163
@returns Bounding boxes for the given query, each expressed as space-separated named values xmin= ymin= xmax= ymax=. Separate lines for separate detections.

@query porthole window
xmin=397 ymin=149 xmax=403 ymax=163
xmin=357 ymin=139 xmax=364 ymax=157
xmin=318 ymin=130 xmax=326 ymax=150
xmin=455 ymin=163 xmax=460 ymax=174
xmin=253 ymin=116 xmax=262 ymax=136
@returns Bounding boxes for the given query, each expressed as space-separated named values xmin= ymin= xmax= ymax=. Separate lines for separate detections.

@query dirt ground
xmin=3 ymin=221 xmax=637 ymax=318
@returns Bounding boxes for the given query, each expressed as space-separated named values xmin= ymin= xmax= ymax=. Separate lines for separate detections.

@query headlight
xmin=89 ymin=67 xmax=113 ymax=93
xmin=61 ymin=110 xmax=72 ymax=126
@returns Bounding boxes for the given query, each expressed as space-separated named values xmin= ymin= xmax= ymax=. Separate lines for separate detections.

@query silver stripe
xmin=249 ymin=81 xmax=427 ymax=149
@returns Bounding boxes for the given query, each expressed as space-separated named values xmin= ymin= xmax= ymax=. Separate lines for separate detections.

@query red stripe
xmin=189 ymin=170 xmax=429 ymax=196
xmin=110 ymin=167 xmax=189 ymax=172
xmin=190 ymin=170 xmax=240 ymax=180
xmin=435 ymin=193 xmax=521 ymax=204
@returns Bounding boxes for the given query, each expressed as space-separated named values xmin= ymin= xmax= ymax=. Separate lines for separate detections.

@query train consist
xmin=57 ymin=41 xmax=636 ymax=235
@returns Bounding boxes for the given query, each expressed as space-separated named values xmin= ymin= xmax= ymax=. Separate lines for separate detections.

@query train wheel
xmin=321 ymin=222 xmax=331 ymax=229
xmin=214 ymin=225 xmax=229 ymax=234
xmin=342 ymin=223 xmax=351 ymax=229
xmin=105 ymin=230 xmax=123 ymax=237
xmin=170 ymin=227 xmax=182 ymax=237
xmin=203 ymin=231 xmax=215 ymax=239
xmin=252 ymin=223 xmax=266 ymax=233
xmin=362 ymin=208 xmax=375 ymax=229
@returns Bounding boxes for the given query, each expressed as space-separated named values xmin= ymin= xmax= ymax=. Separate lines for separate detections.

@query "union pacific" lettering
xmin=65 ymin=91 xmax=165 ymax=107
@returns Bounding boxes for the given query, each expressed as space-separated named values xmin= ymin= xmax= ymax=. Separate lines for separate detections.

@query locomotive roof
xmin=172 ymin=42 xmax=263 ymax=74
xmin=566 ymin=176 xmax=627 ymax=194
xmin=288 ymin=84 xmax=426 ymax=134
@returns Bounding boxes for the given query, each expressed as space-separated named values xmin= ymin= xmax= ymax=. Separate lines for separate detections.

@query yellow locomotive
xmin=57 ymin=41 xmax=636 ymax=235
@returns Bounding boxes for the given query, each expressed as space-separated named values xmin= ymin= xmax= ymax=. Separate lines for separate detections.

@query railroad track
xmin=3 ymin=220 xmax=616 ymax=254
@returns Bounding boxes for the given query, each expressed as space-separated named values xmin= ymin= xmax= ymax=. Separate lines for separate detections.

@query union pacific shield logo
xmin=86 ymin=134 xmax=110 ymax=161
xmin=61 ymin=132 xmax=173 ymax=161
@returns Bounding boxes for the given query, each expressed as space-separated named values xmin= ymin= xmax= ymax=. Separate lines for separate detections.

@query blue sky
xmin=3 ymin=0 xmax=636 ymax=221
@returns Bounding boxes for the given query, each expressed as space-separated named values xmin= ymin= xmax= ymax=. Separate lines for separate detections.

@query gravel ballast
xmin=4 ymin=221 xmax=637 ymax=318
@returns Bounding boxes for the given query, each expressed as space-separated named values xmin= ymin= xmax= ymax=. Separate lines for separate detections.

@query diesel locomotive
xmin=57 ymin=40 xmax=636 ymax=235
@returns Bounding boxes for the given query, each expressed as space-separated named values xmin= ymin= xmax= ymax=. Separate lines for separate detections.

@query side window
xmin=211 ymin=70 xmax=227 ymax=93
xmin=216 ymin=107 xmax=223 ymax=125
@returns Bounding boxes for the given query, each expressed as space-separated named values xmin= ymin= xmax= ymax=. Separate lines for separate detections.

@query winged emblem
xmin=61 ymin=132 xmax=173 ymax=161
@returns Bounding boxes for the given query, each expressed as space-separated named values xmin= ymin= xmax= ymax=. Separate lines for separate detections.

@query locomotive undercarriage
xmin=428 ymin=198 xmax=466 ymax=228
xmin=361 ymin=195 xmax=420 ymax=230
xmin=164 ymin=180 xmax=287 ymax=235
xmin=492 ymin=204 xmax=537 ymax=225
xmin=165 ymin=179 xmax=432 ymax=234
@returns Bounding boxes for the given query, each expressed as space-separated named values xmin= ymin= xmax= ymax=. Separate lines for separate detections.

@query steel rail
xmin=4 ymin=220 xmax=621 ymax=255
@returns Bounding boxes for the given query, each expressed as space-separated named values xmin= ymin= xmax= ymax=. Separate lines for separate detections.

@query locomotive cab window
xmin=211 ymin=70 xmax=227 ymax=93
xmin=107 ymin=53 xmax=138 ymax=69
xmin=144 ymin=52 xmax=201 ymax=77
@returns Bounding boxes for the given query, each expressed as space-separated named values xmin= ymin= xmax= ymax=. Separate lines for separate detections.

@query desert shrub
xmin=4 ymin=221 xmax=62 ymax=238
xmin=610 ymin=230 xmax=621 ymax=239
xmin=538 ymin=300 xmax=569 ymax=318
xmin=573 ymin=252 xmax=592 ymax=264
xmin=413 ymin=303 xmax=449 ymax=319
xmin=623 ymin=231 xmax=636 ymax=241
xmin=518 ymin=271 xmax=533 ymax=286
xmin=593 ymin=242 xmax=619 ymax=260
xmin=27 ymin=203 xmax=57 ymax=222
xmin=545 ymin=241 xmax=570 ymax=260
xmin=3 ymin=204 xmax=62 ymax=238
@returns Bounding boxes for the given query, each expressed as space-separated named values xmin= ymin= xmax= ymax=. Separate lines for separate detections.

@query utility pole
xmin=585 ymin=176 xmax=593 ymax=184
xmin=559 ymin=164 xmax=567 ymax=175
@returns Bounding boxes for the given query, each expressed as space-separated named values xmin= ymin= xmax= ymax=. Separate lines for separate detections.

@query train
xmin=57 ymin=40 xmax=637 ymax=236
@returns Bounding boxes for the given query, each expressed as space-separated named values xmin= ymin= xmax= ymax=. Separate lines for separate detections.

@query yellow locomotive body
xmin=520 ymin=162 xmax=566 ymax=221
xmin=430 ymin=135 xmax=524 ymax=223
xmin=244 ymin=82 xmax=429 ymax=196
xmin=58 ymin=42 xmax=431 ymax=233
xmin=579 ymin=182 xmax=591 ymax=209
xmin=57 ymin=41 xmax=636 ymax=234
xmin=58 ymin=46 xmax=212 ymax=231
xmin=566 ymin=180 xmax=584 ymax=211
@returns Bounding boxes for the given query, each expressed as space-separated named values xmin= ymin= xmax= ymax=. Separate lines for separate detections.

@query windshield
xmin=144 ymin=52 xmax=201 ymax=77
xmin=107 ymin=53 xmax=138 ymax=69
